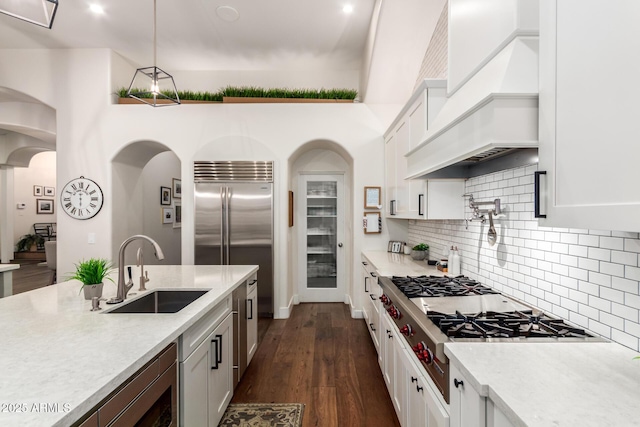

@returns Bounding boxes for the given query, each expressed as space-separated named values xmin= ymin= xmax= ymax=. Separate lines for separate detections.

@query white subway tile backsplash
xmin=579 ymin=234 xmax=600 ymax=247
xmin=589 ymin=272 xmax=611 ymax=288
xmin=588 ymin=320 xmax=611 ymax=338
xmin=407 ymin=163 xmax=640 ymax=351
xmin=600 ymin=287 xmax=624 ymax=305
xmin=611 ymin=303 xmax=638 ymax=322
xmin=578 ymin=258 xmax=600 ymax=272
xmin=600 ymin=236 xmax=624 ymax=251
xmin=624 ymin=238 xmax=640 ymax=253
xmin=612 ymin=277 xmax=639 ymax=294
xmin=625 ymin=266 xmax=640 ymax=282
xmin=611 ymin=329 xmax=638 ymax=350
xmin=611 ymin=250 xmax=638 ymax=266
xmin=599 ymin=262 xmax=625 ymax=278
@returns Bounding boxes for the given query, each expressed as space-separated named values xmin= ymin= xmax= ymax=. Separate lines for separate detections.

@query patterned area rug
xmin=219 ymin=403 xmax=304 ymax=427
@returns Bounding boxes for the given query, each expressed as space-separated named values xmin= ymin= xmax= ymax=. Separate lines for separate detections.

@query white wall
xmin=0 ymin=48 xmax=389 ymax=318
xmin=13 ymin=151 xmax=56 ymax=242
xmin=408 ymin=164 xmax=640 ymax=352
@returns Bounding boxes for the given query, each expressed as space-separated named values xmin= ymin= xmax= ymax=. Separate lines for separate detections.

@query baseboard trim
xmin=276 ymin=295 xmax=296 ymax=319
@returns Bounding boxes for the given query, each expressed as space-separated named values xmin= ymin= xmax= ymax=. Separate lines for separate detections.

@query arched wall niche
xmin=111 ymin=140 xmax=181 ymax=266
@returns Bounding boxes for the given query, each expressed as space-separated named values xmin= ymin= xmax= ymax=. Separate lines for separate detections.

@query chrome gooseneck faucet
xmin=107 ymin=235 xmax=165 ymax=304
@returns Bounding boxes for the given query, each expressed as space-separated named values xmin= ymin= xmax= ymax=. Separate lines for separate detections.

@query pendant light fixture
xmin=0 ymin=0 xmax=58 ymax=29
xmin=127 ymin=0 xmax=180 ymax=107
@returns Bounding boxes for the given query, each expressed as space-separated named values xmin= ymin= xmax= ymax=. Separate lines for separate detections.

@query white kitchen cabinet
xmin=486 ymin=400 xmax=515 ymax=427
xmin=449 ymin=362 xmax=485 ymax=427
xmin=400 ymin=346 xmax=449 ymax=427
xmin=385 ymin=132 xmax=397 ymax=217
xmin=246 ymin=282 xmax=258 ymax=364
xmin=539 ymin=0 xmax=640 ymax=232
xmin=361 ymin=257 xmax=381 ymax=355
xmin=181 ymin=311 xmax=234 ymax=427
xmin=381 ymin=312 xmax=396 ymax=393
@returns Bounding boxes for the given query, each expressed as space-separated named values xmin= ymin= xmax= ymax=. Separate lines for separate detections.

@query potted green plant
xmin=15 ymin=234 xmax=45 ymax=252
xmin=411 ymin=243 xmax=429 ymax=261
xmin=66 ymin=258 xmax=114 ymax=300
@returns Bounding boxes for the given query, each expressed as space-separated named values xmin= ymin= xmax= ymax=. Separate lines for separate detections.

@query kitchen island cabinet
xmin=539 ymin=0 xmax=640 ymax=232
xmin=0 ymin=264 xmax=257 ymax=427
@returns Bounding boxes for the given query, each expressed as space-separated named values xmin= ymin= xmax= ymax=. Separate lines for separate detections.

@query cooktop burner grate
xmin=391 ymin=275 xmax=500 ymax=298
xmin=427 ymin=310 xmax=593 ymax=339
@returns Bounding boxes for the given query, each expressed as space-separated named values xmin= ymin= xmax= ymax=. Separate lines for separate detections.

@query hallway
xmin=233 ymin=303 xmax=400 ymax=427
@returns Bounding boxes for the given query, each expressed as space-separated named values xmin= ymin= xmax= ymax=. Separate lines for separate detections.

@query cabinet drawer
xmin=180 ymin=295 xmax=231 ymax=361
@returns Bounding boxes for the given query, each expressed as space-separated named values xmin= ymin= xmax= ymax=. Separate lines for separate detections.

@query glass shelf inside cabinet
xmin=306 ymin=180 xmax=337 ymax=289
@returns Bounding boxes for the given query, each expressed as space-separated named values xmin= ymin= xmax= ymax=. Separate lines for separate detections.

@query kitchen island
xmin=0 ymin=264 xmax=257 ymax=427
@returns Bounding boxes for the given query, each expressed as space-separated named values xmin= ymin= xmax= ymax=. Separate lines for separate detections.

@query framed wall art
xmin=34 ymin=185 xmax=43 ymax=196
xmin=364 ymin=186 xmax=381 ymax=209
xmin=37 ymin=199 xmax=54 ymax=214
xmin=173 ymin=201 xmax=182 ymax=228
xmin=44 ymin=186 xmax=55 ymax=196
xmin=172 ymin=178 xmax=182 ymax=199
xmin=162 ymin=207 xmax=174 ymax=224
xmin=160 ymin=186 xmax=171 ymax=205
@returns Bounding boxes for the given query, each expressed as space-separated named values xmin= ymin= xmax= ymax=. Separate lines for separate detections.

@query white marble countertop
xmin=362 ymin=250 xmax=445 ymax=277
xmin=445 ymin=339 xmax=640 ymax=426
xmin=0 ymin=264 xmax=20 ymax=272
xmin=0 ymin=264 xmax=257 ymax=427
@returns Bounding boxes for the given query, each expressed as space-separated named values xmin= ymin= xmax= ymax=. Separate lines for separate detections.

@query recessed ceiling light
xmin=343 ymin=4 xmax=354 ymax=14
xmin=89 ymin=4 xmax=104 ymax=14
xmin=216 ymin=5 xmax=239 ymax=22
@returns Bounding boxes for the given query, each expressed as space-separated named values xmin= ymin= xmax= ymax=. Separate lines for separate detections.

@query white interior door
xmin=298 ymin=173 xmax=345 ymax=302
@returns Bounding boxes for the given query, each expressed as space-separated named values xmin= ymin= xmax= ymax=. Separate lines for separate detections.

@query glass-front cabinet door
xmin=298 ymin=174 xmax=344 ymax=302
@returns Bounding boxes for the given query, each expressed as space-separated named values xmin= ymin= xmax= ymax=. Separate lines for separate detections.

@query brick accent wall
xmin=408 ymin=163 xmax=640 ymax=351
xmin=414 ymin=1 xmax=449 ymax=89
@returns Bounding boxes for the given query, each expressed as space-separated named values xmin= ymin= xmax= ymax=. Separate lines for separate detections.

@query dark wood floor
xmin=7 ymin=260 xmax=53 ymax=295
xmin=234 ymin=303 xmax=401 ymax=427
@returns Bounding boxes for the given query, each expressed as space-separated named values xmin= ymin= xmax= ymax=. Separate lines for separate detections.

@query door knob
xmin=338 ymin=243 xmax=343 ymax=247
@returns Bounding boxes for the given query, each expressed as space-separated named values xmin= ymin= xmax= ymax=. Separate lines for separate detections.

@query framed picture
xmin=363 ymin=211 xmax=382 ymax=234
xmin=162 ymin=207 xmax=174 ymax=224
xmin=33 ymin=185 xmax=43 ymax=196
xmin=364 ymin=186 xmax=381 ymax=209
xmin=173 ymin=201 xmax=182 ymax=228
xmin=44 ymin=186 xmax=55 ymax=196
xmin=37 ymin=199 xmax=54 ymax=214
xmin=172 ymin=178 xmax=182 ymax=199
xmin=160 ymin=186 xmax=171 ymax=205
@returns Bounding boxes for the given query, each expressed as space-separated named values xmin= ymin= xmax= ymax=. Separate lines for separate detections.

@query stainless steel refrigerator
xmin=194 ymin=161 xmax=274 ymax=317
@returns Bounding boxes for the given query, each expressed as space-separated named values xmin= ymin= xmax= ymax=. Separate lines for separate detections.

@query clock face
xmin=60 ymin=176 xmax=104 ymax=220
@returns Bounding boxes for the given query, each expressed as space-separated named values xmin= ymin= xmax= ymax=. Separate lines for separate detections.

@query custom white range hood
xmin=406 ymin=7 xmax=539 ymax=179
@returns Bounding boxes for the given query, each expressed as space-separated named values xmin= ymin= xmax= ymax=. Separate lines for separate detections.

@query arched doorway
xmin=111 ymin=141 xmax=181 ymax=266
xmin=288 ymin=140 xmax=354 ymax=304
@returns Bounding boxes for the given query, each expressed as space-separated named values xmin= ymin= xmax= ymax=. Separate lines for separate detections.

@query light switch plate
xmin=88 ymin=233 xmax=96 ymax=244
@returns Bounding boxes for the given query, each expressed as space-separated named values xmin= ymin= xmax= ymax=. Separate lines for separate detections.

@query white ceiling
xmin=0 ymin=0 xmax=376 ymax=72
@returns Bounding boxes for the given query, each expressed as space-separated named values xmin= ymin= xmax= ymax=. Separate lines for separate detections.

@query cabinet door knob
xmin=454 ymin=378 xmax=464 ymax=388
xmin=338 ymin=243 xmax=343 ymax=248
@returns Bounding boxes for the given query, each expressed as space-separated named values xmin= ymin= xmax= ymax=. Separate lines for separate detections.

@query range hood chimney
xmin=406 ymin=35 xmax=539 ymax=179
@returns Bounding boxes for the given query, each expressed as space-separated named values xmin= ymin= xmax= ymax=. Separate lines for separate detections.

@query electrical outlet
xmin=88 ymin=233 xmax=96 ymax=244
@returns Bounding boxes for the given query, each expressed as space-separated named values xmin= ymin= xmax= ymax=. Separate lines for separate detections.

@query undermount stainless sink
xmin=105 ymin=290 xmax=208 ymax=314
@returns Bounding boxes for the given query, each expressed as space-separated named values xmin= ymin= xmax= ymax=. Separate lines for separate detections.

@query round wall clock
xmin=60 ymin=176 xmax=104 ymax=220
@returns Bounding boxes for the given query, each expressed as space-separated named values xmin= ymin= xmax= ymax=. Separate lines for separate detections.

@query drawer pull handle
xmin=369 ymin=323 xmax=376 ymax=332
xmin=534 ymin=171 xmax=547 ymax=218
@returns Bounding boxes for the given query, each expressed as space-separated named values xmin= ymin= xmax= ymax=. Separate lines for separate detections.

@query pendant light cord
xmin=153 ymin=0 xmax=157 ymax=68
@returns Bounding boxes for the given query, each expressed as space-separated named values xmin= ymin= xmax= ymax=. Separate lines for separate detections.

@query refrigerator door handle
xmin=225 ymin=186 xmax=230 ymax=265
xmin=220 ymin=187 xmax=226 ymax=265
